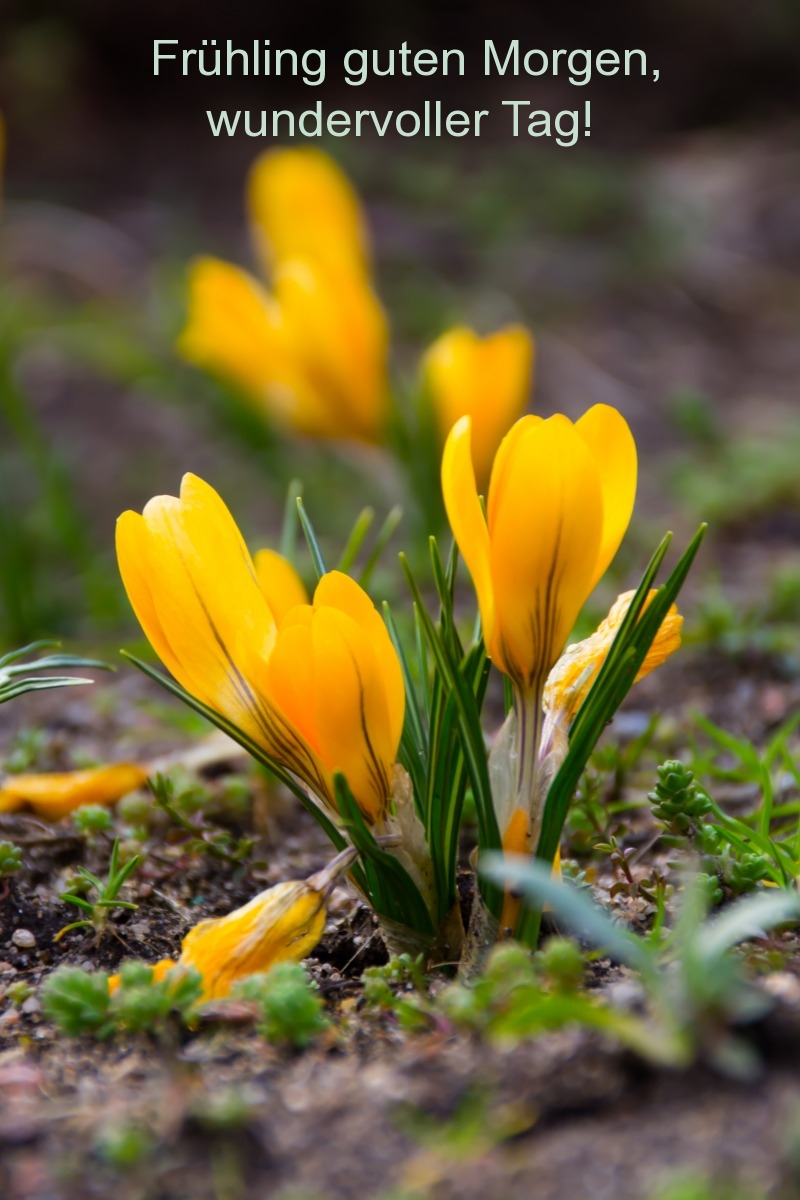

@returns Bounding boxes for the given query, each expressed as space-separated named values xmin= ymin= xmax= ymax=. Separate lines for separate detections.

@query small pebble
xmin=11 ymin=930 xmax=36 ymax=950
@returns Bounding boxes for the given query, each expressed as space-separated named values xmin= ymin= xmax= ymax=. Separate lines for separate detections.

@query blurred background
xmin=0 ymin=0 xmax=799 ymax=695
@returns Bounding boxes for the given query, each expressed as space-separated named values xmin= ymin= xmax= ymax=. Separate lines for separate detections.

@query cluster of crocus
xmin=441 ymin=403 xmax=681 ymax=932
xmin=177 ymin=148 xmax=535 ymax=487
xmin=178 ymin=149 xmax=389 ymax=443
xmin=116 ymin=473 xmax=405 ymax=831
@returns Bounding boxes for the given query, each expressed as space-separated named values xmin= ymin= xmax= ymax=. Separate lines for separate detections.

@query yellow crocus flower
xmin=442 ymin=405 xmax=637 ymax=694
xmin=177 ymin=149 xmax=389 ymax=444
xmin=116 ymin=474 xmax=404 ymax=823
xmin=446 ymin=404 xmax=637 ymax=884
xmin=247 ymin=146 xmax=369 ymax=277
xmin=422 ymin=325 xmax=535 ymax=487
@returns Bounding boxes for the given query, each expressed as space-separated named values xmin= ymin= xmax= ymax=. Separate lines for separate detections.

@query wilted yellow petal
xmin=0 ymin=764 xmax=148 ymax=821
xmin=544 ymin=589 xmax=683 ymax=727
xmin=178 ymin=879 xmax=326 ymax=1000
xmin=423 ymin=325 xmax=534 ymax=487
xmin=254 ymin=549 xmax=309 ymax=624
xmin=247 ymin=147 xmax=369 ymax=277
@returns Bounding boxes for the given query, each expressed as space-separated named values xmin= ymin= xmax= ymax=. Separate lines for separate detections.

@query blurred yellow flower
xmin=422 ymin=325 xmax=534 ymax=487
xmin=0 ymin=763 xmax=148 ymax=821
xmin=442 ymin=405 xmax=637 ymax=694
xmin=116 ymin=473 xmax=404 ymax=823
xmin=177 ymin=149 xmax=389 ymax=443
xmin=247 ymin=146 xmax=369 ymax=277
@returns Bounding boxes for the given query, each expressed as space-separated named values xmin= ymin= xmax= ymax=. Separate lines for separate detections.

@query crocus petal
xmin=0 ymin=764 xmax=148 ymax=822
xmin=176 ymin=257 xmax=287 ymax=402
xmin=543 ymin=589 xmax=683 ymax=727
xmin=423 ymin=325 xmax=535 ymax=487
xmin=117 ymin=475 xmax=278 ymax=746
xmin=274 ymin=259 xmax=389 ymax=443
xmin=178 ymin=879 xmax=326 ymax=1001
xmin=313 ymin=571 xmax=405 ymax=754
xmin=308 ymin=606 xmax=396 ymax=822
xmin=441 ymin=417 xmax=495 ymax=647
xmin=247 ymin=147 xmax=369 ymax=278
xmin=254 ymin=549 xmax=309 ymax=625
xmin=488 ymin=416 xmax=604 ymax=686
xmin=575 ymin=405 xmax=638 ymax=589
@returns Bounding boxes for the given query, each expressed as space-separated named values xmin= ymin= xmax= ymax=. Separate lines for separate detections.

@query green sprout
xmin=231 ymin=962 xmax=329 ymax=1048
xmin=56 ymin=837 xmax=141 ymax=941
xmin=72 ymin=804 xmax=114 ymax=837
xmin=41 ymin=961 xmax=202 ymax=1039
xmin=0 ymin=840 xmax=22 ymax=877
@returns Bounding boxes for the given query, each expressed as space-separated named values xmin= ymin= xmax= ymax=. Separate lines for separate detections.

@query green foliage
xmin=484 ymin=857 xmax=800 ymax=1076
xmin=5 ymin=980 xmax=34 ymax=1006
xmin=231 ymin=963 xmax=329 ymax=1048
xmin=649 ymin=760 xmax=713 ymax=836
xmin=149 ymin=773 xmax=253 ymax=865
xmin=41 ymin=962 xmax=202 ymax=1039
xmin=362 ymin=953 xmax=428 ymax=1010
xmin=0 ymin=640 xmax=109 ymax=705
xmin=57 ymin=837 xmax=141 ymax=938
xmin=3 ymin=726 xmax=48 ymax=773
xmin=72 ymin=804 xmax=114 ymax=836
xmin=41 ymin=967 xmax=112 ymax=1035
xmin=0 ymin=840 xmax=22 ymax=877
xmin=94 ymin=1123 xmax=152 ymax=1169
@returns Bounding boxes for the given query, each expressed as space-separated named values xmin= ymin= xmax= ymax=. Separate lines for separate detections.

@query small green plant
xmin=150 ymin=773 xmax=253 ymax=865
xmin=231 ymin=963 xmax=329 ymax=1048
xmin=362 ymin=953 xmax=427 ymax=1010
xmin=41 ymin=961 xmax=202 ymax=1038
xmin=56 ymin=837 xmax=141 ymax=940
xmin=485 ymin=856 xmax=800 ymax=1077
xmin=72 ymin=804 xmax=114 ymax=837
xmin=0 ymin=840 xmax=22 ymax=877
xmin=94 ymin=1122 xmax=152 ymax=1170
xmin=649 ymin=761 xmax=712 ymax=838
xmin=4 ymin=980 xmax=34 ymax=1006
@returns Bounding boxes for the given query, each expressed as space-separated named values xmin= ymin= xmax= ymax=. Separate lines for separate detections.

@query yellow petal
xmin=176 ymin=257 xmax=287 ymax=402
xmin=253 ymin=549 xmax=309 ymax=624
xmin=575 ymin=405 xmax=637 ymax=589
xmin=544 ymin=589 xmax=683 ymax=727
xmin=247 ymin=147 xmax=369 ymax=277
xmin=441 ymin=417 xmax=495 ymax=647
xmin=273 ymin=259 xmax=389 ymax=443
xmin=488 ymin=416 xmax=604 ymax=686
xmin=313 ymin=571 xmax=405 ymax=754
xmin=423 ymin=325 xmax=535 ymax=487
xmin=0 ymin=764 xmax=148 ymax=822
xmin=308 ymin=606 xmax=396 ymax=822
xmin=178 ymin=879 xmax=326 ymax=1000
xmin=117 ymin=475 xmax=278 ymax=747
